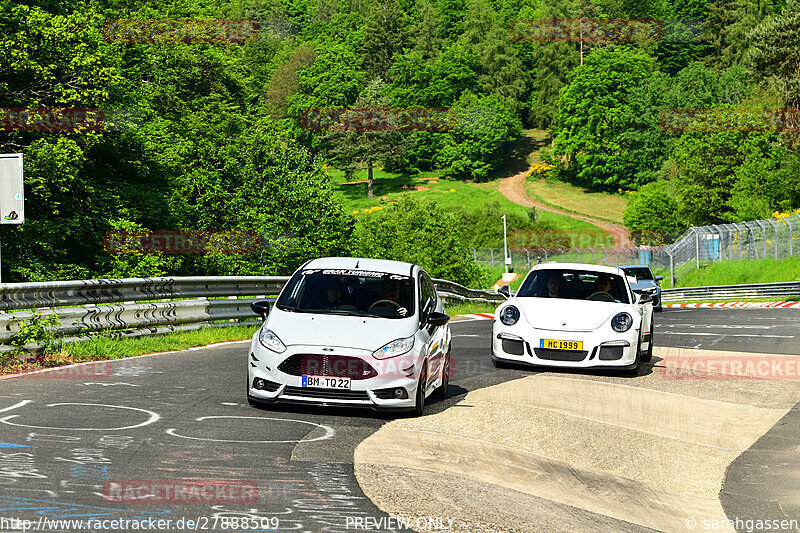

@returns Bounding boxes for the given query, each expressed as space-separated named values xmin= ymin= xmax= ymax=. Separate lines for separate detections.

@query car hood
xmin=265 ymin=310 xmax=417 ymax=351
xmin=631 ymin=279 xmax=659 ymax=290
xmin=512 ymin=297 xmax=631 ymax=331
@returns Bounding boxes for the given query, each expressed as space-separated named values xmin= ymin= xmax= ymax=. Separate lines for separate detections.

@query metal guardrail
xmin=0 ymin=275 xmax=502 ymax=354
xmin=431 ymin=278 xmax=504 ymax=304
xmin=661 ymin=281 xmax=800 ymax=302
xmin=0 ymin=276 xmax=290 ymax=354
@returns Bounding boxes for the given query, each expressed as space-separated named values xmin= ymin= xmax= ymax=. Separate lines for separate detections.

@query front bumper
xmin=491 ymin=327 xmax=639 ymax=369
xmin=247 ymin=342 xmax=421 ymax=410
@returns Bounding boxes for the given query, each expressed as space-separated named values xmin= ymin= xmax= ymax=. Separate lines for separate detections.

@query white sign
xmin=0 ymin=154 xmax=24 ymax=224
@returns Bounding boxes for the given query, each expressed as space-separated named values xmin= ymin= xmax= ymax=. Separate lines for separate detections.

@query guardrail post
xmin=667 ymin=250 xmax=674 ymax=287
xmin=490 ymin=248 xmax=494 ymax=269
xmin=790 ymin=217 xmax=794 ymax=256
xmin=694 ymin=228 xmax=700 ymax=269
xmin=774 ymin=219 xmax=779 ymax=259
xmin=525 ymin=248 xmax=530 ymax=269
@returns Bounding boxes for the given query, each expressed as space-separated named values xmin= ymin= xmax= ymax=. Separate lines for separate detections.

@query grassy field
xmin=653 ymin=256 xmax=800 ymax=289
xmin=445 ymin=301 xmax=499 ymax=315
xmin=524 ymin=177 xmax=629 ymax=225
xmin=329 ymin=168 xmax=606 ymax=235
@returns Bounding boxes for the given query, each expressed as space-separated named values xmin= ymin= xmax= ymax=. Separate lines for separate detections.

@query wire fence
xmin=472 ymin=214 xmax=800 ymax=285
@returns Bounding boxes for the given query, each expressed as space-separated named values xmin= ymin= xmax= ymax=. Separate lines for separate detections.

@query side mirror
xmin=250 ymin=300 xmax=270 ymax=319
xmin=655 ymin=275 xmax=664 ymax=282
xmin=427 ymin=311 xmax=451 ymax=327
xmin=497 ymin=285 xmax=511 ymax=299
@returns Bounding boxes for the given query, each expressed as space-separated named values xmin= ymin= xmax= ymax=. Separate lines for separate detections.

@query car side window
xmin=423 ymin=274 xmax=436 ymax=313
xmin=419 ymin=274 xmax=431 ymax=315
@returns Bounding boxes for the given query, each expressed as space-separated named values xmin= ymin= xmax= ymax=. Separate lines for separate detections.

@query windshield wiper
xmin=320 ymin=309 xmax=383 ymax=318
xmin=276 ymin=304 xmax=307 ymax=313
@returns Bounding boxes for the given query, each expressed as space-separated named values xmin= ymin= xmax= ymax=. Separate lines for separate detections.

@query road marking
xmin=0 ymin=403 xmax=160 ymax=431
xmin=166 ymin=416 xmax=335 ymax=443
xmin=0 ymin=400 xmax=32 ymax=413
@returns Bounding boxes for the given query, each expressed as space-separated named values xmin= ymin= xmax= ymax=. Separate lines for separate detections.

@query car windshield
xmin=516 ymin=269 xmax=630 ymax=304
xmin=276 ymin=268 xmax=415 ymax=318
xmin=623 ymin=267 xmax=654 ymax=281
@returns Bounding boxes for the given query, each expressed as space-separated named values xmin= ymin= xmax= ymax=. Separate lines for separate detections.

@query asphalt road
xmin=0 ymin=308 xmax=797 ymax=533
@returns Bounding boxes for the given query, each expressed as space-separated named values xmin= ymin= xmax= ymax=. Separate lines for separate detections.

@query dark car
xmin=619 ymin=265 xmax=663 ymax=312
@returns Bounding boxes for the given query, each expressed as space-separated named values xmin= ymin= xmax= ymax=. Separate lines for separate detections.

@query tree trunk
xmin=367 ymin=161 xmax=374 ymax=198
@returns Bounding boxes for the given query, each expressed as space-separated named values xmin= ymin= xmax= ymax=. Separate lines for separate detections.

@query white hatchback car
xmin=492 ymin=263 xmax=654 ymax=372
xmin=247 ymin=257 xmax=452 ymax=415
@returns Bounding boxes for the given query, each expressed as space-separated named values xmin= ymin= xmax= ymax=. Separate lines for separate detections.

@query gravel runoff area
xmin=354 ymin=346 xmax=800 ymax=533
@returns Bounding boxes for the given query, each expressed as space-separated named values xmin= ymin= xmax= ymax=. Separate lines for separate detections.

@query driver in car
xmin=587 ymin=275 xmax=616 ymax=300
xmin=378 ymin=278 xmax=409 ymax=317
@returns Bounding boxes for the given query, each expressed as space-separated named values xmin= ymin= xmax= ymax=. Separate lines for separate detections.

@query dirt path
xmin=498 ymin=171 xmax=632 ymax=247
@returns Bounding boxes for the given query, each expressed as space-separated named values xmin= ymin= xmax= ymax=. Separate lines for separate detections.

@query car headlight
xmin=259 ymin=327 xmax=286 ymax=353
xmin=373 ymin=336 xmax=414 ymax=359
xmin=500 ymin=305 xmax=520 ymax=326
xmin=611 ymin=312 xmax=633 ymax=332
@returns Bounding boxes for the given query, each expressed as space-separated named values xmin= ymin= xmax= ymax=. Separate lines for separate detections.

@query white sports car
xmin=247 ymin=257 xmax=451 ymax=415
xmin=492 ymin=263 xmax=654 ymax=372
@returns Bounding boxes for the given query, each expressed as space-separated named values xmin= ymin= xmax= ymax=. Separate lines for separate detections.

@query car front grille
xmin=533 ymin=348 xmax=588 ymax=361
xmin=282 ymin=386 xmax=370 ymax=401
xmin=278 ymin=354 xmax=378 ymax=380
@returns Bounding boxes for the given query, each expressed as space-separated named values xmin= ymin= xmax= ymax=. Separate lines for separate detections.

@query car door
xmin=419 ymin=271 xmax=446 ymax=391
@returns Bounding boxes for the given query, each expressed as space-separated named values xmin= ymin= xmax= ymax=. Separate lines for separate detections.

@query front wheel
xmin=641 ymin=322 xmax=654 ymax=363
xmin=413 ymin=366 xmax=427 ymax=417
xmin=434 ymin=348 xmax=451 ymax=399
xmin=626 ymin=334 xmax=642 ymax=376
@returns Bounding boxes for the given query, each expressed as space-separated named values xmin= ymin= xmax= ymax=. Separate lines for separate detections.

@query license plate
xmin=301 ymin=375 xmax=351 ymax=390
xmin=540 ymin=339 xmax=583 ymax=351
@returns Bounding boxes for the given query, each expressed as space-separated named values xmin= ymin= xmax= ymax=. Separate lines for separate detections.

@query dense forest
xmin=1 ymin=0 xmax=798 ymax=284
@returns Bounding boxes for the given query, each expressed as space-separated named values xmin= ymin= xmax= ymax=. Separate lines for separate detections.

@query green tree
xmin=360 ymin=0 xmax=409 ymax=78
xmin=355 ymin=197 xmax=484 ymax=285
xmin=323 ymin=78 xmax=403 ymax=197
xmin=623 ymin=180 xmax=688 ymax=244
xmin=553 ymin=47 xmax=655 ymax=190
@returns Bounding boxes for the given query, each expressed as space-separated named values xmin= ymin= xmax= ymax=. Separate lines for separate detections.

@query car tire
xmin=413 ymin=365 xmax=427 ymax=417
xmin=641 ymin=321 xmax=654 ymax=363
xmin=626 ymin=334 xmax=642 ymax=375
xmin=434 ymin=348 xmax=451 ymax=399
xmin=655 ymin=305 xmax=663 ymax=313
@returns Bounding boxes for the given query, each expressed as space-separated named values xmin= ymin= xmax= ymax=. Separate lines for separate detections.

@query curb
xmin=666 ymin=301 xmax=800 ymax=309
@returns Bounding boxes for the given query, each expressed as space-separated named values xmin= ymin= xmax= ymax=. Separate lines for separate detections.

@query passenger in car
xmin=539 ymin=273 xmax=568 ymax=298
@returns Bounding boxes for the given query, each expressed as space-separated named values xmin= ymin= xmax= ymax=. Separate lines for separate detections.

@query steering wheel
xmin=587 ymin=291 xmax=615 ymax=302
xmin=368 ymin=299 xmax=402 ymax=313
